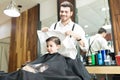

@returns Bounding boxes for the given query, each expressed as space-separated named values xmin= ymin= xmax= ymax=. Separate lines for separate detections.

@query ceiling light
xmin=3 ymin=0 xmax=20 ymax=17
xmin=101 ymin=7 xmax=109 ymax=12
xmin=101 ymin=7 xmax=106 ymax=12
xmin=102 ymin=24 xmax=111 ymax=29
xmin=84 ymin=25 xmax=88 ymax=28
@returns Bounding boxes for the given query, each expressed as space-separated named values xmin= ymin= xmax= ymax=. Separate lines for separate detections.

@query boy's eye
xmin=50 ymin=45 xmax=53 ymax=47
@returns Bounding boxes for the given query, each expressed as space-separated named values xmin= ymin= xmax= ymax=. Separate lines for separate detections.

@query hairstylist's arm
xmin=65 ymin=30 xmax=88 ymax=52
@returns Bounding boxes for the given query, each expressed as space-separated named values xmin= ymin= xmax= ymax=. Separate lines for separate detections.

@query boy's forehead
xmin=47 ymin=41 xmax=55 ymax=44
xmin=60 ymin=7 xmax=71 ymax=11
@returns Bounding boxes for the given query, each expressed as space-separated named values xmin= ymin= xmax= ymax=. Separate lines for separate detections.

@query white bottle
xmin=106 ymin=54 xmax=111 ymax=65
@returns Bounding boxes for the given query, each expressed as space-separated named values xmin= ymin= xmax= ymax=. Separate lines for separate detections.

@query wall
xmin=0 ymin=20 xmax=11 ymax=72
xmin=9 ymin=4 xmax=39 ymax=72
xmin=40 ymin=0 xmax=57 ymax=27
xmin=0 ymin=19 xmax=11 ymax=39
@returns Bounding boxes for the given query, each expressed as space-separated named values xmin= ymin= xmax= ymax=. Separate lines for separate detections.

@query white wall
xmin=40 ymin=0 xmax=57 ymax=27
xmin=0 ymin=19 xmax=11 ymax=39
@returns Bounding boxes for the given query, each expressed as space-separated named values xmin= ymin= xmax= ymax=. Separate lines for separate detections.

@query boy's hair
xmin=98 ymin=28 xmax=107 ymax=34
xmin=60 ymin=1 xmax=73 ymax=11
xmin=46 ymin=36 xmax=61 ymax=45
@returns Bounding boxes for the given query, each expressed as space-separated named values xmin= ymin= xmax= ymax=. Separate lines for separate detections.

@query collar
xmin=59 ymin=19 xmax=74 ymax=26
xmin=95 ymin=34 xmax=103 ymax=38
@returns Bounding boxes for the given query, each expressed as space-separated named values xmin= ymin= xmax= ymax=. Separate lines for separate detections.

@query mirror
xmin=76 ymin=0 xmax=111 ymax=35
xmin=76 ymin=0 xmax=114 ymax=52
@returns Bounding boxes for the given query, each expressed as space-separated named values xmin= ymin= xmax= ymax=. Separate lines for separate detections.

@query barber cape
xmin=37 ymin=30 xmax=77 ymax=59
xmin=0 ymin=53 xmax=91 ymax=80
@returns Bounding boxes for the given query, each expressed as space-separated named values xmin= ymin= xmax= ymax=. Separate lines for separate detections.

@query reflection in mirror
xmin=76 ymin=0 xmax=114 ymax=52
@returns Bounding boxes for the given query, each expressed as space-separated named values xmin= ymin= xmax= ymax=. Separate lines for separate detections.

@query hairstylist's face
xmin=103 ymin=32 xmax=107 ymax=38
xmin=60 ymin=7 xmax=73 ymax=22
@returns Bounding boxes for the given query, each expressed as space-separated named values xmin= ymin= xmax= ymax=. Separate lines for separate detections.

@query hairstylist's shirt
xmin=89 ymin=34 xmax=110 ymax=53
xmin=49 ymin=20 xmax=88 ymax=59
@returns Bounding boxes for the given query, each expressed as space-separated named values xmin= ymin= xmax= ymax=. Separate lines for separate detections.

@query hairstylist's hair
xmin=98 ymin=28 xmax=107 ymax=34
xmin=60 ymin=1 xmax=73 ymax=11
xmin=46 ymin=36 xmax=61 ymax=45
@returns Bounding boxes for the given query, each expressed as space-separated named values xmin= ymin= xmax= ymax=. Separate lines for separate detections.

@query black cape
xmin=0 ymin=53 xmax=91 ymax=80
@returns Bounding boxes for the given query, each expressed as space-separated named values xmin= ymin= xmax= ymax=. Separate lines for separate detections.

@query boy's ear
xmin=57 ymin=45 xmax=61 ymax=49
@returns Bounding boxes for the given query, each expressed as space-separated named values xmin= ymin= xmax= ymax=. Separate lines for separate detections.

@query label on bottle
xmin=91 ymin=53 xmax=95 ymax=65
xmin=88 ymin=55 xmax=92 ymax=65
xmin=98 ymin=52 xmax=103 ymax=65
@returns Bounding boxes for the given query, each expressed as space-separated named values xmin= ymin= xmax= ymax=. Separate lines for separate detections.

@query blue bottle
xmin=97 ymin=51 xmax=103 ymax=65
xmin=101 ymin=49 xmax=106 ymax=65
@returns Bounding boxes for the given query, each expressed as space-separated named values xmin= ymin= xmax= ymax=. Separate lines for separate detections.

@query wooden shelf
xmin=86 ymin=66 xmax=120 ymax=74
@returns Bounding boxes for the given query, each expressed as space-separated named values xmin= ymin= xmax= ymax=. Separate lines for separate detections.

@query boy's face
xmin=60 ymin=6 xmax=73 ymax=22
xmin=46 ymin=41 xmax=60 ymax=54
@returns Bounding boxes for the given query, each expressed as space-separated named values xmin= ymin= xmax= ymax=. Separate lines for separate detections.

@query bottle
xmin=97 ymin=51 xmax=103 ymax=65
xmin=91 ymin=53 xmax=95 ymax=65
xmin=101 ymin=49 xmax=106 ymax=65
xmin=87 ymin=53 xmax=92 ymax=65
xmin=106 ymin=53 xmax=111 ymax=65
xmin=95 ymin=51 xmax=98 ymax=65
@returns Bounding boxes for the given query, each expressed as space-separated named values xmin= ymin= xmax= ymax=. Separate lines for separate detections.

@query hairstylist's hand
xmin=41 ymin=27 xmax=49 ymax=32
xmin=65 ymin=30 xmax=85 ymax=47
xmin=65 ymin=30 xmax=73 ymax=36
xmin=65 ymin=30 xmax=81 ymax=40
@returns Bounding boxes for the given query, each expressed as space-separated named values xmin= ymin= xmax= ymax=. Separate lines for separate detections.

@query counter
xmin=86 ymin=66 xmax=120 ymax=74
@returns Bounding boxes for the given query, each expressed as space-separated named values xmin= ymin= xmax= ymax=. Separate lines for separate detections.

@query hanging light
xmin=102 ymin=17 xmax=111 ymax=29
xmin=102 ymin=0 xmax=111 ymax=29
xmin=3 ymin=0 xmax=20 ymax=17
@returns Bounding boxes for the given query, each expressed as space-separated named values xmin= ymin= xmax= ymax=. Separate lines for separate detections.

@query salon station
xmin=0 ymin=0 xmax=120 ymax=80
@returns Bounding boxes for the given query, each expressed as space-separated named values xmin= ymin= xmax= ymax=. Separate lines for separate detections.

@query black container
xmin=95 ymin=53 xmax=98 ymax=65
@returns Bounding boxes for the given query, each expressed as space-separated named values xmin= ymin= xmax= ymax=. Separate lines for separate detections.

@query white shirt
xmin=49 ymin=20 xmax=88 ymax=59
xmin=89 ymin=34 xmax=110 ymax=53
